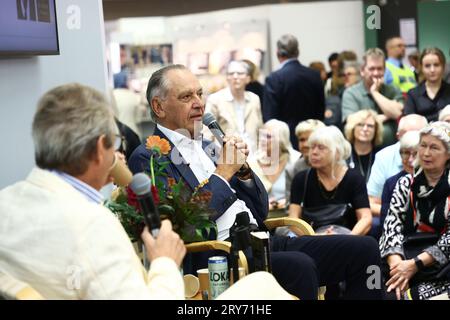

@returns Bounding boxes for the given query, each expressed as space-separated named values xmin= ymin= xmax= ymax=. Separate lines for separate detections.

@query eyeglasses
xmin=356 ymin=123 xmax=375 ymax=130
xmin=400 ymin=150 xmax=417 ymax=160
xmin=227 ymin=71 xmax=247 ymax=77
xmin=344 ymin=72 xmax=357 ymax=77
xmin=114 ymin=134 xmax=124 ymax=151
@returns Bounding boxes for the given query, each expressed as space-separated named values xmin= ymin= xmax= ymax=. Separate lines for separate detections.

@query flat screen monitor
xmin=0 ymin=0 xmax=59 ymax=56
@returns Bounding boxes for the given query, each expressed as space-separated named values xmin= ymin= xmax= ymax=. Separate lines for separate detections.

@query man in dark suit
xmin=129 ymin=65 xmax=384 ymax=300
xmin=264 ymin=34 xmax=325 ymax=149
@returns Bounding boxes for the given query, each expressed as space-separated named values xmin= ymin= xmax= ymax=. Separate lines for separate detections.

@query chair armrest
xmin=264 ymin=217 xmax=315 ymax=236
xmin=185 ymin=241 xmax=248 ymax=274
xmin=185 ymin=240 xmax=232 ymax=253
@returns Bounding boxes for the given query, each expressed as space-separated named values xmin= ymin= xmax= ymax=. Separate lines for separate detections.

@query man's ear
xmin=151 ymin=97 xmax=165 ymax=119
xmin=92 ymin=135 xmax=108 ymax=164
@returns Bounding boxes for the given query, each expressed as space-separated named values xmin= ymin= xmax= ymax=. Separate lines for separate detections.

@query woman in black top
xmin=344 ymin=109 xmax=383 ymax=183
xmin=288 ymin=126 xmax=372 ymax=235
xmin=404 ymin=47 xmax=450 ymax=122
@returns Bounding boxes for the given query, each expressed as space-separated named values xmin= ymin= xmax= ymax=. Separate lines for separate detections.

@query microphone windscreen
xmin=202 ymin=112 xmax=216 ymax=127
xmin=129 ymin=173 xmax=152 ymax=196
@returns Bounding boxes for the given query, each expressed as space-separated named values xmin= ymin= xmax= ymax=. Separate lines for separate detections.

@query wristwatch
xmin=413 ymin=256 xmax=425 ymax=271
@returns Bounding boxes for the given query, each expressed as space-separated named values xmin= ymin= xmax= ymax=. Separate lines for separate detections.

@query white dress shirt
xmin=158 ymin=124 xmax=258 ymax=240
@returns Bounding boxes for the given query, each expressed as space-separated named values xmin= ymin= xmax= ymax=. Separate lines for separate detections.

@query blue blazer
xmin=263 ymin=60 xmax=325 ymax=148
xmin=128 ymin=127 xmax=269 ymax=230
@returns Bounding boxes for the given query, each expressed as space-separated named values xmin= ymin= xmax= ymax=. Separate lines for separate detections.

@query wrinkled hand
xmin=370 ymin=77 xmax=383 ymax=94
xmin=141 ymin=220 xmax=186 ymax=267
xmin=386 ymin=259 xmax=417 ymax=300
xmin=215 ymin=135 xmax=248 ymax=180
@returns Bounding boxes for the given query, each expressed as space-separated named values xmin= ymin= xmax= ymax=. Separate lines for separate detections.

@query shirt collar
xmin=279 ymin=58 xmax=298 ymax=69
xmin=223 ymin=87 xmax=250 ymax=103
xmin=50 ymin=170 xmax=104 ymax=204
xmin=387 ymin=57 xmax=402 ymax=67
xmin=157 ymin=124 xmax=202 ymax=147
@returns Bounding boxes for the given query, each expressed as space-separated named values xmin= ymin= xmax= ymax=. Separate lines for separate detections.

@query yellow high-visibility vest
xmin=386 ymin=61 xmax=416 ymax=93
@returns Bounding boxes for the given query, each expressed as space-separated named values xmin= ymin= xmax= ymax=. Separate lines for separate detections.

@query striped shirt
xmin=50 ymin=170 xmax=104 ymax=204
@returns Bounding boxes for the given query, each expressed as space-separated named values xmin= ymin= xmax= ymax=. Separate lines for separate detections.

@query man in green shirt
xmin=342 ymin=48 xmax=404 ymax=147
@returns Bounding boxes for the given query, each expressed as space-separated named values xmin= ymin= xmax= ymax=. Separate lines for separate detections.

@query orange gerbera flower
xmin=145 ymin=136 xmax=171 ymax=155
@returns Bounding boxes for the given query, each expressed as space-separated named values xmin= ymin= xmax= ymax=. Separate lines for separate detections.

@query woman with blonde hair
xmin=249 ymin=119 xmax=300 ymax=213
xmin=288 ymin=126 xmax=372 ymax=235
xmin=345 ymin=109 xmax=384 ymax=183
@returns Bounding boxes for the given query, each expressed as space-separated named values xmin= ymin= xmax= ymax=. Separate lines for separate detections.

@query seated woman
xmin=379 ymin=121 xmax=450 ymax=300
xmin=288 ymin=126 xmax=372 ymax=235
xmin=285 ymin=119 xmax=325 ymax=206
xmin=438 ymin=104 xmax=450 ymax=123
xmin=344 ymin=109 xmax=383 ymax=183
xmin=249 ymin=119 xmax=300 ymax=215
xmin=404 ymin=47 xmax=450 ymax=122
xmin=378 ymin=131 xmax=420 ymax=239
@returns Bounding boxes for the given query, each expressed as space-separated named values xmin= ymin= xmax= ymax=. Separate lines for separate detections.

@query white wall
xmin=268 ymin=1 xmax=365 ymax=69
xmin=0 ymin=0 xmax=109 ymax=188
xmin=108 ymin=1 xmax=364 ymax=73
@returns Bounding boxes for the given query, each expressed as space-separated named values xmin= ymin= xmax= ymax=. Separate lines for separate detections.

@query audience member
xmin=379 ymin=121 xmax=450 ymax=300
xmin=289 ymin=126 xmax=372 ymax=235
xmin=404 ymin=47 xmax=450 ymax=122
xmin=243 ymin=59 xmax=265 ymax=110
xmin=343 ymin=61 xmax=361 ymax=88
xmin=345 ymin=109 xmax=383 ymax=183
xmin=384 ymin=37 xmax=417 ymax=93
xmin=309 ymin=61 xmax=328 ymax=84
xmin=378 ymin=131 xmax=420 ymax=239
xmin=327 ymin=52 xmax=339 ymax=80
xmin=342 ymin=48 xmax=404 ymax=147
xmin=249 ymin=120 xmax=300 ymax=214
xmin=367 ymin=114 xmax=428 ymax=224
xmin=205 ymin=60 xmax=263 ymax=154
xmin=285 ymin=119 xmax=326 ymax=205
xmin=407 ymin=50 xmax=420 ymax=82
xmin=438 ymin=104 xmax=450 ymax=122
xmin=129 ymin=65 xmax=384 ymax=300
xmin=263 ymin=34 xmax=325 ymax=149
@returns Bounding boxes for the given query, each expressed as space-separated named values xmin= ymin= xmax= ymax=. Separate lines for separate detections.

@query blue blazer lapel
xmin=153 ymin=127 xmax=200 ymax=190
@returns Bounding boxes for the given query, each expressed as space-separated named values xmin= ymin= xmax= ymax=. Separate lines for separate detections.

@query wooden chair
xmin=264 ymin=216 xmax=326 ymax=300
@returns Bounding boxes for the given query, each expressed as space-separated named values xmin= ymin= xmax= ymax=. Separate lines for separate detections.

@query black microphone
xmin=202 ymin=112 xmax=225 ymax=144
xmin=203 ymin=113 xmax=252 ymax=178
xmin=129 ymin=173 xmax=161 ymax=238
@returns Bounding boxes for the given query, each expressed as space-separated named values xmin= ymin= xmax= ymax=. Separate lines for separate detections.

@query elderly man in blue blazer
xmin=129 ymin=65 xmax=384 ymax=300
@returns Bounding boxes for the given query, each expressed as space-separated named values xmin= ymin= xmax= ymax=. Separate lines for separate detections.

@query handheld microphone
xmin=203 ymin=112 xmax=251 ymax=178
xmin=202 ymin=112 xmax=225 ymax=144
xmin=129 ymin=173 xmax=161 ymax=238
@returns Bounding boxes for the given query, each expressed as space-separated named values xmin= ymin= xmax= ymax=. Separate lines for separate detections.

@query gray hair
xmin=146 ymin=64 xmax=187 ymax=121
xmin=398 ymin=114 xmax=428 ymax=134
xmin=438 ymin=105 xmax=450 ymax=121
xmin=33 ymin=83 xmax=116 ymax=176
xmin=419 ymin=121 xmax=450 ymax=154
xmin=227 ymin=60 xmax=251 ymax=75
xmin=308 ymin=125 xmax=352 ymax=166
xmin=295 ymin=119 xmax=325 ymax=137
xmin=399 ymin=130 xmax=420 ymax=150
xmin=362 ymin=48 xmax=385 ymax=67
xmin=277 ymin=34 xmax=299 ymax=59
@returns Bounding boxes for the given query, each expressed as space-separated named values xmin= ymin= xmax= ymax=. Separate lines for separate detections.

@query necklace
xmin=355 ymin=150 xmax=373 ymax=182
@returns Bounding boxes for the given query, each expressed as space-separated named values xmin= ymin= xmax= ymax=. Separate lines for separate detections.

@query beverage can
xmin=208 ymin=256 xmax=229 ymax=299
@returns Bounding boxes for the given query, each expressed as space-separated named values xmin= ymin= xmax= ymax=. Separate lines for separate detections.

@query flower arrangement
xmin=105 ymin=136 xmax=217 ymax=243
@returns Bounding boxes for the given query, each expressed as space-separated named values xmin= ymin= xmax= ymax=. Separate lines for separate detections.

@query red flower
xmin=151 ymin=185 xmax=160 ymax=205
xmin=126 ymin=186 xmax=138 ymax=209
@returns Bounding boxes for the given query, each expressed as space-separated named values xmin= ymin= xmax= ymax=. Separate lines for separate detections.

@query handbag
xmin=403 ymin=232 xmax=450 ymax=282
xmin=300 ymin=169 xmax=354 ymax=230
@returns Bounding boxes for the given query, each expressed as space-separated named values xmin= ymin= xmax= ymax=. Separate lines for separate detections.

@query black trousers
xmin=270 ymin=235 xmax=384 ymax=300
